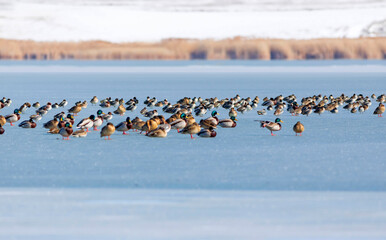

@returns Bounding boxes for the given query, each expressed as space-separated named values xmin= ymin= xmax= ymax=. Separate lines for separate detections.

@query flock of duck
xmin=0 ymin=93 xmax=384 ymax=139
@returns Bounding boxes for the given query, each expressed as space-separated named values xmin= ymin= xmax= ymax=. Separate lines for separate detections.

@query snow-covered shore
xmin=0 ymin=0 xmax=385 ymax=42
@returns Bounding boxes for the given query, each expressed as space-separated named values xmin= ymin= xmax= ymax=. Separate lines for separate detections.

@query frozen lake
xmin=0 ymin=60 xmax=385 ymax=239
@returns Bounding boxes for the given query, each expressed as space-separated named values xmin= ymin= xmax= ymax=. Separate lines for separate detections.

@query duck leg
xmin=10 ymin=122 xmax=13 ymax=126
xmin=108 ymin=136 xmax=111 ymax=140
xmin=190 ymin=134 xmax=195 ymax=139
xmin=270 ymin=131 xmax=276 ymax=136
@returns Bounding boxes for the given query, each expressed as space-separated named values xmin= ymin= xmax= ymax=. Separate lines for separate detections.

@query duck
xmin=259 ymin=118 xmax=283 ymax=136
xmin=115 ymin=117 xmax=133 ymax=135
xmin=257 ymin=109 xmax=267 ymax=115
xmin=146 ymin=127 xmax=167 ymax=138
xmin=72 ymin=129 xmax=88 ymax=138
xmin=141 ymin=118 xmax=159 ymax=134
xmin=32 ymin=102 xmax=40 ymax=109
xmin=102 ymin=112 xmax=113 ymax=122
xmin=0 ymin=115 xmax=6 ymax=126
xmin=65 ymin=114 xmax=75 ymax=125
xmin=180 ymin=122 xmax=201 ymax=139
xmin=274 ymin=108 xmax=283 ymax=116
xmin=19 ymin=103 xmax=31 ymax=113
xmin=140 ymin=107 xmax=148 ymax=115
xmin=204 ymin=110 xmax=220 ymax=125
xmin=293 ymin=121 xmax=304 ymax=136
xmin=81 ymin=101 xmax=88 ymax=109
xmin=77 ymin=115 xmax=95 ymax=132
xmin=229 ymin=108 xmax=237 ymax=118
xmin=199 ymin=118 xmax=217 ymax=129
xmin=43 ymin=118 xmax=59 ymax=130
xmin=374 ymin=103 xmax=385 ymax=117
xmin=113 ymin=104 xmax=126 ymax=116
xmin=59 ymin=99 xmax=68 ymax=107
xmin=93 ymin=110 xmax=104 ymax=131
xmin=197 ymin=127 xmax=217 ymax=138
xmin=18 ymin=119 xmax=37 ymax=128
xmin=100 ymin=101 xmax=111 ymax=108
xmin=5 ymin=109 xmax=21 ymax=126
xmin=100 ymin=123 xmax=115 ymax=140
xmin=218 ymin=116 xmax=237 ymax=128
xmin=47 ymin=128 xmax=60 ymax=134
xmin=68 ymin=103 xmax=82 ymax=116
xmin=59 ymin=122 xmax=73 ymax=140
xmin=52 ymin=103 xmax=59 ymax=109
xmin=170 ymin=113 xmax=187 ymax=132
xmin=132 ymin=117 xmax=146 ymax=132
xmin=0 ymin=124 xmax=4 ymax=135
xmin=90 ymin=96 xmax=98 ymax=105
xmin=144 ymin=109 xmax=158 ymax=118
xmin=126 ymin=103 xmax=137 ymax=111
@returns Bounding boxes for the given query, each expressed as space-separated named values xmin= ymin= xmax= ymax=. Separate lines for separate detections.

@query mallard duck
xmin=228 ymin=108 xmax=237 ymax=118
xmin=141 ymin=118 xmax=158 ymax=133
xmin=68 ymin=104 xmax=82 ymax=116
xmin=374 ymin=103 xmax=385 ymax=117
xmin=260 ymin=118 xmax=283 ymax=136
xmin=100 ymin=123 xmax=115 ymax=140
xmin=146 ymin=127 xmax=167 ymax=138
xmin=170 ymin=113 xmax=187 ymax=132
xmin=197 ymin=127 xmax=217 ymax=138
xmin=218 ymin=116 xmax=237 ymax=128
xmin=358 ymin=105 xmax=365 ymax=113
xmin=132 ymin=117 xmax=146 ymax=131
xmin=102 ymin=112 xmax=113 ymax=122
xmin=59 ymin=122 xmax=73 ymax=140
xmin=113 ymin=104 xmax=126 ymax=116
xmin=65 ymin=114 xmax=75 ymax=125
xmin=52 ymin=103 xmax=59 ymax=109
xmin=18 ymin=119 xmax=37 ymax=128
xmin=43 ymin=118 xmax=59 ymax=129
xmin=77 ymin=115 xmax=95 ymax=132
xmin=199 ymin=118 xmax=217 ymax=129
xmin=274 ymin=108 xmax=283 ymax=116
xmin=59 ymin=99 xmax=68 ymax=107
xmin=180 ymin=122 xmax=201 ymax=139
xmin=72 ymin=129 xmax=88 ymax=138
xmin=115 ymin=117 xmax=133 ymax=135
xmin=93 ymin=110 xmax=104 ymax=131
xmin=204 ymin=110 xmax=219 ymax=125
xmin=351 ymin=107 xmax=357 ymax=113
xmin=0 ymin=124 xmax=4 ymax=135
xmin=293 ymin=121 xmax=304 ymax=136
xmin=5 ymin=109 xmax=21 ymax=126
xmin=0 ymin=115 xmax=6 ymax=126
xmin=90 ymin=96 xmax=98 ymax=105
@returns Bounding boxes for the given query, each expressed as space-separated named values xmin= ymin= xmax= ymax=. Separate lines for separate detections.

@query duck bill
xmin=280 ymin=120 xmax=284 ymax=123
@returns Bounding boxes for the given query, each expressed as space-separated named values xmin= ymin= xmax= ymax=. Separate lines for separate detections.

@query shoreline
xmin=1 ymin=37 xmax=386 ymax=60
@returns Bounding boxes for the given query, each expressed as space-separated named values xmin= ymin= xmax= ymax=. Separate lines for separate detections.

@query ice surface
xmin=0 ymin=60 xmax=385 ymax=239
xmin=0 ymin=1 xmax=386 ymax=41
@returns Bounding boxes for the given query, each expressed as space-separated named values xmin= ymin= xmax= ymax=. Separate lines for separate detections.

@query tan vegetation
xmin=0 ymin=37 xmax=386 ymax=60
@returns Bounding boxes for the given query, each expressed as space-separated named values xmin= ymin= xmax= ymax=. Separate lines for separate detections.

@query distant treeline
xmin=1 ymin=37 xmax=386 ymax=60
